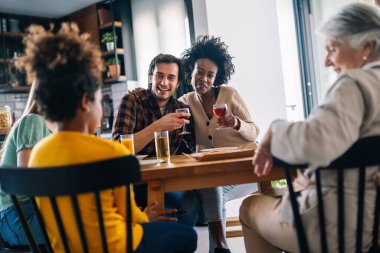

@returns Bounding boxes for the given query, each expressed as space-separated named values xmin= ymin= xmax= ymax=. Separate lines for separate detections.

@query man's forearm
xmin=134 ymin=121 xmax=161 ymax=153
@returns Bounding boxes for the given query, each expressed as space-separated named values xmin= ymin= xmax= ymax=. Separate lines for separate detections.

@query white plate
xmin=200 ymin=147 xmax=238 ymax=152
xmin=139 ymin=159 xmax=164 ymax=166
xmin=136 ymin=155 xmax=148 ymax=160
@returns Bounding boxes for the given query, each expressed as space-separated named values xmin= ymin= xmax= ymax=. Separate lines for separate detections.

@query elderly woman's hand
xmin=252 ymin=129 xmax=273 ymax=176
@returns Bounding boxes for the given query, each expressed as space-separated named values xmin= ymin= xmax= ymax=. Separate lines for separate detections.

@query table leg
xmin=147 ymin=179 xmax=165 ymax=210
xmin=258 ymin=181 xmax=272 ymax=194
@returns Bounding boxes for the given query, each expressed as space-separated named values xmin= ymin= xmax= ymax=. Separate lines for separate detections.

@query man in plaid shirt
xmin=112 ymin=54 xmax=198 ymax=225
xmin=113 ymin=54 xmax=195 ymax=156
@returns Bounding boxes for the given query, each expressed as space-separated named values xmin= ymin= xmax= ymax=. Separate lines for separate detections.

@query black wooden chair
xmin=273 ymin=136 xmax=380 ymax=253
xmin=0 ymin=155 xmax=140 ymax=253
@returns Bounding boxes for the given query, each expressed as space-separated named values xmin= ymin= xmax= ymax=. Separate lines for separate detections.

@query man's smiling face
xmin=150 ymin=62 xmax=180 ymax=106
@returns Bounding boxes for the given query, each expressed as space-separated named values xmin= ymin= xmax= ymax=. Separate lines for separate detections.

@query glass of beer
xmin=154 ymin=131 xmax=170 ymax=162
xmin=120 ymin=134 xmax=135 ymax=154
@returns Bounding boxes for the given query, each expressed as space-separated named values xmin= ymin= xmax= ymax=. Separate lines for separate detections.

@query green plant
xmin=271 ymin=179 xmax=287 ymax=188
xmin=101 ymin=32 xmax=117 ymax=44
xmin=105 ymin=57 xmax=121 ymax=66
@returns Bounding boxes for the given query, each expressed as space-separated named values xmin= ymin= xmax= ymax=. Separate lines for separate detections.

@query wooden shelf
xmin=0 ymin=86 xmax=30 ymax=94
xmin=0 ymin=58 xmax=14 ymax=63
xmin=0 ymin=128 xmax=11 ymax=136
xmin=102 ymin=48 xmax=124 ymax=56
xmin=99 ymin=21 xmax=122 ymax=30
xmin=0 ymin=32 xmax=25 ymax=37
xmin=104 ymin=75 xmax=127 ymax=84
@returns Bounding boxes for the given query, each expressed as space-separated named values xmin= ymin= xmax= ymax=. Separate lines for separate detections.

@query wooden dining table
xmin=140 ymin=155 xmax=286 ymax=210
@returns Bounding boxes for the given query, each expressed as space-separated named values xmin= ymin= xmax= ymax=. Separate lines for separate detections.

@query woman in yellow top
xmin=17 ymin=23 xmax=197 ymax=253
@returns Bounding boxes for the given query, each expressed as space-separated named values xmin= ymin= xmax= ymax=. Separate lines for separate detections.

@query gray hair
xmin=318 ymin=3 xmax=380 ymax=56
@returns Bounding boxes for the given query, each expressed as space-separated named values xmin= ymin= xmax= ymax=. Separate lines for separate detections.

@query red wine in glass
xmin=213 ymin=104 xmax=228 ymax=130
xmin=175 ymin=108 xmax=191 ymax=135
xmin=213 ymin=107 xmax=226 ymax=118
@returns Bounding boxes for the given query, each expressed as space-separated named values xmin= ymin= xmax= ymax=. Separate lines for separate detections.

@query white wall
xmin=131 ymin=0 xmax=190 ymax=86
xmin=202 ymin=0 xmax=287 ymax=138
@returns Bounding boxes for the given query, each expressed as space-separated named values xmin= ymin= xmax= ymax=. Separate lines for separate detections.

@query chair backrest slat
xmin=316 ymin=170 xmax=328 ymax=253
xmin=50 ymin=197 xmax=71 ymax=253
xmin=10 ymin=195 xmax=41 ymax=253
xmin=372 ymin=180 xmax=380 ymax=253
xmin=31 ymin=198 xmax=53 ymax=253
xmin=337 ymin=169 xmax=345 ymax=253
xmin=284 ymin=167 xmax=310 ymax=253
xmin=0 ymin=155 xmax=140 ymax=253
xmin=70 ymin=195 xmax=89 ymax=253
xmin=95 ymin=191 xmax=109 ymax=253
xmin=355 ymin=167 xmax=366 ymax=253
xmin=126 ymin=185 xmax=133 ymax=253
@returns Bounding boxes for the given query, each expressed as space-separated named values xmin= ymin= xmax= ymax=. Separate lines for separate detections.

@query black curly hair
xmin=16 ymin=23 xmax=103 ymax=121
xmin=182 ymin=35 xmax=235 ymax=87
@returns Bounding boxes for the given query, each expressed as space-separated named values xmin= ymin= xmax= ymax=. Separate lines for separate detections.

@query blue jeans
xmin=135 ymin=222 xmax=197 ymax=253
xmin=134 ymin=184 xmax=199 ymax=226
xmin=0 ymin=199 xmax=45 ymax=246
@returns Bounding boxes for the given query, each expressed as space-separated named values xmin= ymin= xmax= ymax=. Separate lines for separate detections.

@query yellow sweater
xmin=29 ymin=131 xmax=148 ymax=253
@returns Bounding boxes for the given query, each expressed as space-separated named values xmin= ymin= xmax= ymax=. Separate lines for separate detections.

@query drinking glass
xmin=175 ymin=108 xmax=191 ymax=135
xmin=213 ymin=103 xmax=228 ymax=130
xmin=154 ymin=131 xmax=170 ymax=162
xmin=120 ymin=134 xmax=135 ymax=154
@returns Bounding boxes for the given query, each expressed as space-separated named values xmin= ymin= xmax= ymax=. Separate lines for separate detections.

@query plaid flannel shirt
xmin=112 ymin=89 xmax=195 ymax=157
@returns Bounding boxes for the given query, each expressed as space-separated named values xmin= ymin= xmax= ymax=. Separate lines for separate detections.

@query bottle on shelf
xmin=1 ymin=18 xmax=7 ymax=32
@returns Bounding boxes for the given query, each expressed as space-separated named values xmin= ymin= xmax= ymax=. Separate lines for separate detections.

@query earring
xmin=362 ymin=55 xmax=368 ymax=61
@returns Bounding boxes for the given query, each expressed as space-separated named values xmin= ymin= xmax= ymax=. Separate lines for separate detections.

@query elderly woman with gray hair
xmin=240 ymin=3 xmax=380 ymax=253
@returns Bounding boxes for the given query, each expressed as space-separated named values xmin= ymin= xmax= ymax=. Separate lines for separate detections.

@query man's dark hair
xmin=182 ymin=35 xmax=235 ymax=87
xmin=147 ymin=53 xmax=184 ymax=89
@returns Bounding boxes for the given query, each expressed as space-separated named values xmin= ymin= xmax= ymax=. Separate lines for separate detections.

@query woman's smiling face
xmin=191 ymin=58 xmax=218 ymax=95
xmin=324 ymin=39 xmax=364 ymax=74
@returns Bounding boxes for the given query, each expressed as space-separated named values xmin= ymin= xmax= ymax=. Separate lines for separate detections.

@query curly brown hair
xmin=15 ymin=23 xmax=104 ymax=121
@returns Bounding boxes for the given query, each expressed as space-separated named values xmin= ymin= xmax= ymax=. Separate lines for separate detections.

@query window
xmin=276 ymin=0 xmax=305 ymax=121
xmin=131 ymin=0 xmax=191 ymax=86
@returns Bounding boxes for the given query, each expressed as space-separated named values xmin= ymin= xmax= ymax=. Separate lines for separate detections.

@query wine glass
xmin=213 ymin=103 xmax=228 ymax=130
xmin=176 ymin=108 xmax=191 ymax=135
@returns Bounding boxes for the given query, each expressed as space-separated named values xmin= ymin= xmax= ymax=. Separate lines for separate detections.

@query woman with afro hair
xmin=179 ymin=35 xmax=260 ymax=253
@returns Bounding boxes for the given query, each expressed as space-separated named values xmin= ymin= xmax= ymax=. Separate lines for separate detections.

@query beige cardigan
xmin=179 ymin=85 xmax=259 ymax=149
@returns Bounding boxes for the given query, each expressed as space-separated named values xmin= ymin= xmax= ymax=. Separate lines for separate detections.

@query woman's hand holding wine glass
xmin=213 ymin=103 xmax=237 ymax=130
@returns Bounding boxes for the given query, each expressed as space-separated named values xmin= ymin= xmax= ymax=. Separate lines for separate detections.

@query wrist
xmin=233 ymin=117 xmax=241 ymax=130
xmin=152 ymin=120 xmax=162 ymax=133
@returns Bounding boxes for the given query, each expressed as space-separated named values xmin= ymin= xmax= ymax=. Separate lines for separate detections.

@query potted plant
xmin=101 ymin=32 xmax=117 ymax=51
xmin=105 ymin=57 xmax=121 ymax=79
